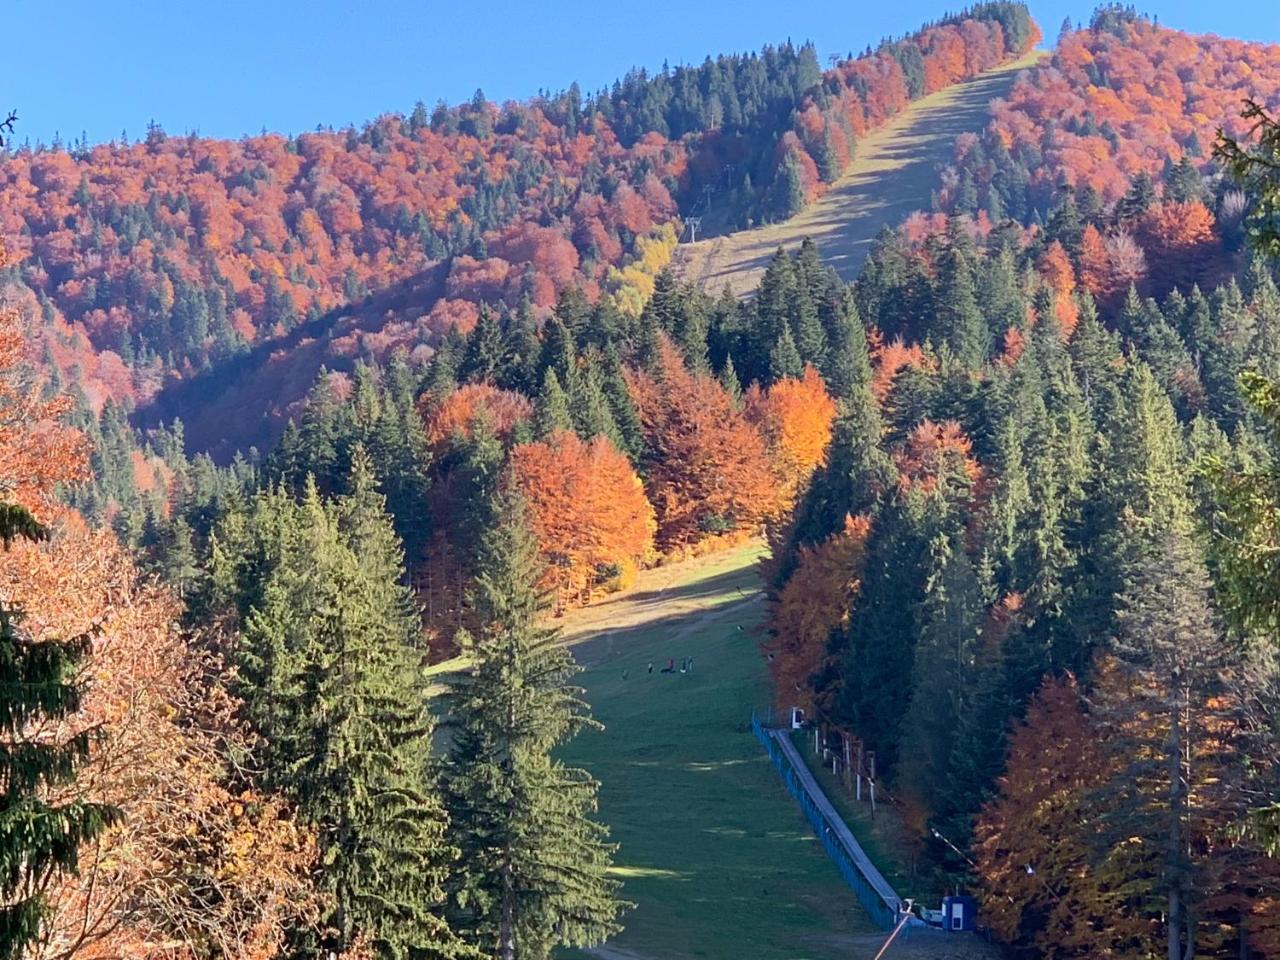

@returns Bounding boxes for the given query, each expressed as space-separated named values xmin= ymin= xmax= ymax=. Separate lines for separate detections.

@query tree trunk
xmin=1168 ymin=694 xmax=1182 ymax=960
xmin=500 ymin=859 xmax=516 ymax=960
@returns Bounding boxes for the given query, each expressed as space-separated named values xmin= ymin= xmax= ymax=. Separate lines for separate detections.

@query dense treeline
xmin=3 ymin=283 xmax=631 ymax=959
xmin=588 ymin=2 xmax=1037 ymax=226
xmin=86 ymin=242 xmax=848 ymax=649
xmin=750 ymin=12 xmax=1280 ymax=957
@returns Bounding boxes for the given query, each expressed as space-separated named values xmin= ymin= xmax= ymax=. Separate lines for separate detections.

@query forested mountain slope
xmin=0 ymin=4 xmax=1036 ymax=458
xmin=675 ymin=50 xmax=1044 ymax=295
xmin=9 ymin=4 xmax=1280 ymax=960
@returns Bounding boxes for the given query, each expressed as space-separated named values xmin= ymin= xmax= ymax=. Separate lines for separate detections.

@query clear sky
xmin=8 ymin=1 xmax=1279 ymax=148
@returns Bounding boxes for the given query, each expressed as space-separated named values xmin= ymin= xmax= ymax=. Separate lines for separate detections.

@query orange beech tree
xmin=893 ymin=419 xmax=983 ymax=497
xmin=763 ymin=514 xmax=871 ymax=714
xmin=973 ymin=675 xmax=1136 ymax=959
xmin=2 ymin=523 xmax=318 ymax=960
xmin=0 ymin=294 xmax=89 ymax=521
xmin=744 ymin=365 xmax=838 ymax=511
xmin=419 ymin=383 xmax=533 ymax=450
xmin=625 ymin=337 xmax=782 ymax=552
xmin=510 ymin=430 xmax=656 ymax=610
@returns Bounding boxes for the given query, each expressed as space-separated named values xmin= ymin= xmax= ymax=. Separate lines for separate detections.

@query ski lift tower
xmin=685 ymin=216 xmax=703 ymax=243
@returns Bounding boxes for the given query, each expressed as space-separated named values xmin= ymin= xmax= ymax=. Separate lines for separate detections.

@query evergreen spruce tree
xmin=450 ymin=416 xmax=507 ymax=573
xmin=426 ymin=327 xmax=467 ymax=397
xmin=1097 ymin=528 xmax=1234 ymax=960
xmin=768 ymin=324 xmax=804 ymax=382
xmin=718 ymin=355 xmax=742 ymax=407
xmin=601 ymin=347 xmax=645 ymax=462
xmin=1116 ymin=171 xmax=1157 ymax=224
xmin=792 ymin=292 xmax=827 ymax=372
xmin=749 ymin=249 xmax=797 ymax=383
xmin=460 ymin=306 xmax=504 ymax=384
xmin=226 ymin=475 xmax=466 ymax=959
xmin=897 ymin=512 xmax=986 ymax=836
xmin=1059 ymin=363 xmax=1188 ymax=677
xmin=569 ymin=361 xmax=624 ymax=449
xmin=934 ymin=223 xmax=989 ymax=367
xmin=640 ymin=270 xmax=682 ymax=335
xmin=533 ymin=368 xmax=573 ymax=439
xmin=0 ymin=505 xmax=118 ymax=958
xmin=674 ymin=298 xmax=711 ymax=374
xmin=787 ymin=296 xmax=894 ymax=550
xmin=765 ymin=154 xmax=806 ymax=221
xmin=792 ymin=238 xmax=828 ymax=299
xmin=537 ymin=316 xmax=579 ymax=394
xmin=445 ymin=485 xmax=626 ymax=960
xmin=832 ymin=493 xmax=931 ymax=770
xmin=1247 ymin=260 xmax=1280 ymax=382
xmin=501 ymin=299 xmax=543 ymax=394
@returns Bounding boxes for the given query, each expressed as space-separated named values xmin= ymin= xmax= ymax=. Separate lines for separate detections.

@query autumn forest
xmin=5 ymin=3 xmax=1280 ymax=959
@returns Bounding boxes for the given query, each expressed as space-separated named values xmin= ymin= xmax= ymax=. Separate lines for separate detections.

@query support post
xmin=869 ymin=752 xmax=878 ymax=818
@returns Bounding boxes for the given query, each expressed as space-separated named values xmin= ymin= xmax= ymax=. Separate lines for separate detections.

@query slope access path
xmin=675 ymin=51 xmax=1045 ymax=296
xmin=753 ymin=715 xmax=909 ymax=932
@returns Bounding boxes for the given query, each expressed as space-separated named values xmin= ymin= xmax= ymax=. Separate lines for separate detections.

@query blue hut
xmin=940 ymin=894 xmax=977 ymax=932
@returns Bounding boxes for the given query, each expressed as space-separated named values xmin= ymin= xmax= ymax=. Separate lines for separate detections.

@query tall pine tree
xmin=445 ymin=484 xmax=626 ymax=960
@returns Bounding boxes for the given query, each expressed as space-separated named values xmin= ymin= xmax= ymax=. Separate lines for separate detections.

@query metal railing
xmin=752 ymin=711 xmax=901 ymax=931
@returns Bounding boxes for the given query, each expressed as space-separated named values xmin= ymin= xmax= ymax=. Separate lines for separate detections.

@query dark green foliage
xmin=445 ymin=485 xmax=626 ymax=959
xmin=533 ymin=368 xmax=573 ymax=439
xmin=208 ymin=458 xmax=466 ymax=959
xmin=263 ymin=361 xmax=434 ymax=563
xmin=1215 ymin=98 xmax=1280 ymax=257
xmin=569 ymin=359 xmax=625 ymax=449
xmin=765 ymin=154 xmax=807 ymax=223
xmin=934 ymin=221 xmax=990 ymax=366
xmin=896 ymin=515 xmax=987 ymax=826
xmin=460 ymin=306 xmax=504 ymax=384
xmin=768 ymin=324 xmax=804 ymax=381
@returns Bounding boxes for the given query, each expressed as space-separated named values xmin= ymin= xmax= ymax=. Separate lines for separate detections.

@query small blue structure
xmin=941 ymin=894 xmax=977 ymax=932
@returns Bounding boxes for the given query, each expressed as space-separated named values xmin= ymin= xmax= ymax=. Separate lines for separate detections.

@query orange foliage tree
xmin=973 ymin=675 xmax=1134 ymax=958
xmin=744 ymin=365 xmax=838 ymax=510
xmin=625 ymin=337 xmax=782 ymax=552
xmin=1136 ymin=200 xmax=1220 ymax=293
xmin=419 ymin=382 xmax=532 ymax=449
xmin=3 ymin=525 xmax=317 ymax=960
xmin=0 ymin=285 xmax=89 ymax=521
xmin=510 ymin=430 xmax=656 ymax=610
xmin=764 ymin=514 xmax=872 ymax=713
xmin=893 ymin=419 xmax=982 ymax=497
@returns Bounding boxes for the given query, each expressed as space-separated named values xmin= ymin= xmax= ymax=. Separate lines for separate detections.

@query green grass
xmin=558 ymin=547 xmax=874 ymax=960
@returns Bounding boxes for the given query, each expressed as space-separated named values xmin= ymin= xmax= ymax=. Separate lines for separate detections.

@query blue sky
xmin=8 ymin=1 xmax=1279 ymax=147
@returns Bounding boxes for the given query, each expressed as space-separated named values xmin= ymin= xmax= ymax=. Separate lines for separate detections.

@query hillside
xmin=0 ymin=4 xmax=1037 ymax=460
xmin=675 ymin=50 xmax=1045 ymax=295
